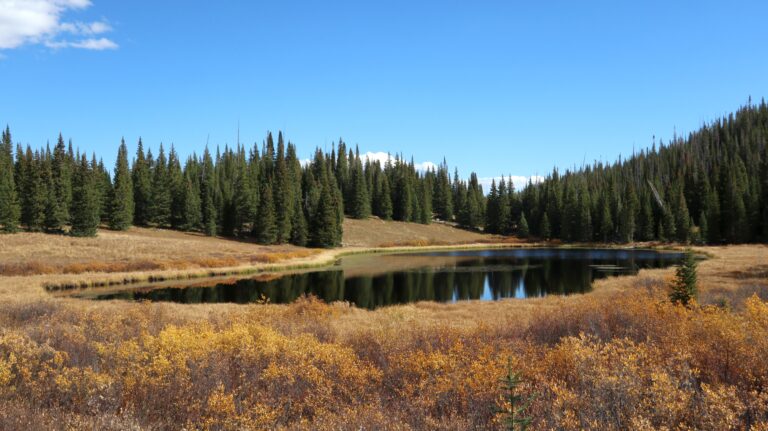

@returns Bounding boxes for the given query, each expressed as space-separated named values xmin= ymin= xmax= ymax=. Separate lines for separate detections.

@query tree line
xmin=1 ymin=102 xmax=767 ymax=245
xmin=0 ymin=129 xmax=481 ymax=247
xmin=480 ymin=101 xmax=768 ymax=244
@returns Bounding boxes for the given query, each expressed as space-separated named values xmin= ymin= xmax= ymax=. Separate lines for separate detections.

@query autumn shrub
xmin=0 ymin=283 xmax=767 ymax=429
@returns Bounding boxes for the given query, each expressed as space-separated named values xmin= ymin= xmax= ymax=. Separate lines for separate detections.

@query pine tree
xmin=289 ymin=194 xmax=308 ymax=246
xmin=418 ymin=179 xmax=432 ymax=224
xmin=761 ymin=145 xmax=768 ymax=241
xmin=598 ymin=196 xmax=613 ymax=242
xmin=310 ymin=180 xmax=340 ymax=248
xmin=433 ymin=160 xmax=453 ymax=221
xmin=70 ymin=155 xmax=100 ymax=237
xmin=0 ymin=127 xmax=20 ymax=232
xmin=20 ymin=148 xmax=47 ymax=231
xmin=497 ymin=178 xmax=512 ymax=234
xmin=485 ymin=180 xmax=500 ymax=233
xmin=180 ymin=174 xmax=201 ymax=231
xmin=662 ymin=208 xmax=676 ymax=242
xmin=378 ymin=174 xmax=393 ymax=220
xmin=518 ymin=212 xmax=529 ymax=239
xmin=254 ymin=181 xmax=277 ymax=244
xmin=669 ymin=250 xmax=698 ymax=306
xmin=638 ymin=195 xmax=655 ymax=241
xmin=350 ymin=154 xmax=371 ymax=219
xmin=497 ymin=360 xmax=534 ymax=431
xmin=460 ymin=184 xmax=482 ymax=229
xmin=578 ymin=187 xmax=592 ymax=242
xmin=200 ymin=148 xmax=217 ymax=236
xmin=233 ymin=150 xmax=254 ymax=236
xmin=673 ymin=186 xmax=690 ymax=243
xmin=109 ymin=139 xmax=134 ymax=230
xmin=698 ymin=211 xmax=708 ymax=245
xmin=132 ymin=138 xmax=152 ymax=226
xmin=541 ymin=211 xmax=551 ymax=240
xmin=94 ymin=156 xmax=112 ymax=222
xmin=274 ymin=134 xmax=293 ymax=242
xmin=168 ymin=146 xmax=186 ymax=229
xmin=45 ymin=134 xmax=71 ymax=231
xmin=150 ymin=144 xmax=172 ymax=227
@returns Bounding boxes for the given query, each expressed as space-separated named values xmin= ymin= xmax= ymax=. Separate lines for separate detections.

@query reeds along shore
xmin=0 ymin=243 xmax=766 ymax=429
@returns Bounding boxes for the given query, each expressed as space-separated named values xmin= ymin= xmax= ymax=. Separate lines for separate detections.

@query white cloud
xmin=59 ymin=20 xmax=111 ymax=35
xmin=478 ymin=175 xmax=545 ymax=193
xmin=0 ymin=0 xmax=117 ymax=51
xmin=47 ymin=36 xmax=116 ymax=50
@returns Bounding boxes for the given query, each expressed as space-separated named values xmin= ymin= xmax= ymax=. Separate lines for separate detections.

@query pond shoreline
xmin=47 ymin=241 xmax=688 ymax=298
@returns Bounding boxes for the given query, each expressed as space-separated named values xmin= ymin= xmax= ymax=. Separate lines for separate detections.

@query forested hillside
xmin=497 ymin=102 xmax=768 ymax=244
xmin=1 ymin=102 xmax=767 ymax=245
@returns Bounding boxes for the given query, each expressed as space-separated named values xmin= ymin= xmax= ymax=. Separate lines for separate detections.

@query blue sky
xmin=1 ymin=1 xmax=767 ymax=188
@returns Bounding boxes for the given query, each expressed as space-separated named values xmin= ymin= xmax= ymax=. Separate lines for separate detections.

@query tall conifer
xmin=0 ymin=127 xmax=20 ymax=232
xmin=132 ymin=138 xmax=152 ymax=226
xmin=70 ymin=155 xmax=100 ymax=236
xmin=109 ymin=139 xmax=134 ymax=230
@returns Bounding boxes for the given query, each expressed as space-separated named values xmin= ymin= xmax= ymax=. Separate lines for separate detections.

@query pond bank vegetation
xmin=0 ymin=243 xmax=765 ymax=429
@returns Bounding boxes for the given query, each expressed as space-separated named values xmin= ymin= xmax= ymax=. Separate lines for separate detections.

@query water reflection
xmin=86 ymin=248 xmax=682 ymax=309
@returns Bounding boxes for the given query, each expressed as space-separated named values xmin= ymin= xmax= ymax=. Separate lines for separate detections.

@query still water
xmin=79 ymin=248 xmax=683 ymax=309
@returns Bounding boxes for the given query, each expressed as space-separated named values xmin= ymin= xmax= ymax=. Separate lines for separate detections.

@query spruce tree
xmin=598 ymin=196 xmax=613 ymax=242
xmin=200 ymin=148 xmax=217 ymax=236
xmin=333 ymin=173 xmax=345 ymax=242
xmin=45 ymin=134 xmax=71 ymax=231
xmin=498 ymin=360 xmax=534 ymax=431
xmin=168 ymin=146 xmax=185 ymax=229
xmin=350 ymin=155 xmax=371 ymax=219
xmin=0 ymin=127 xmax=20 ymax=232
xmin=254 ymin=181 xmax=277 ymax=244
xmin=698 ymin=211 xmax=708 ymax=245
xmin=541 ymin=211 xmax=551 ymax=240
xmin=94 ymin=156 xmax=112 ymax=222
xmin=639 ymin=195 xmax=655 ymax=241
xmin=233 ymin=151 xmax=254 ymax=236
xmin=109 ymin=139 xmax=134 ymax=230
xmin=497 ymin=178 xmax=511 ymax=234
xmin=673 ymin=186 xmax=690 ymax=243
xmin=485 ymin=180 xmax=500 ymax=233
xmin=669 ymin=250 xmax=698 ymax=306
xmin=273 ymin=136 xmax=293 ymax=243
xmin=70 ymin=155 xmax=100 ymax=237
xmin=418 ymin=179 xmax=432 ymax=224
xmin=132 ymin=138 xmax=152 ymax=226
xmin=378 ymin=174 xmax=393 ymax=220
xmin=289 ymin=195 xmax=308 ymax=246
xmin=460 ymin=185 xmax=482 ymax=229
xmin=180 ymin=174 xmax=201 ymax=231
xmin=518 ymin=212 xmax=529 ymax=239
xmin=20 ymin=148 xmax=47 ymax=231
xmin=150 ymin=144 xmax=172 ymax=227
xmin=393 ymin=167 xmax=413 ymax=222
xmin=578 ymin=186 xmax=592 ymax=242
xmin=310 ymin=180 xmax=340 ymax=248
xmin=433 ymin=160 xmax=453 ymax=221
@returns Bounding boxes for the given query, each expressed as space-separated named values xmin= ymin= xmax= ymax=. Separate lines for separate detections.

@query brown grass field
xmin=0 ymin=220 xmax=767 ymax=429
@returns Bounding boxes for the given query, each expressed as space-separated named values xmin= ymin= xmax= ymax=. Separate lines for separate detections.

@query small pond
xmin=74 ymin=248 xmax=684 ymax=309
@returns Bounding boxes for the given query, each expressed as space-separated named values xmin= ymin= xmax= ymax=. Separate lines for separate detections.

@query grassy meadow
xmin=0 ymin=223 xmax=766 ymax=429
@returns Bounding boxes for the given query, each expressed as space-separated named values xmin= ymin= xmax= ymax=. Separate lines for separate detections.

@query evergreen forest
xmin=1 ymin=102 xmax=767 ymax=246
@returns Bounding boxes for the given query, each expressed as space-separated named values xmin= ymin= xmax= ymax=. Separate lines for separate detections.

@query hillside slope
xmin=342 ymin=217 xmax=490 ymax=247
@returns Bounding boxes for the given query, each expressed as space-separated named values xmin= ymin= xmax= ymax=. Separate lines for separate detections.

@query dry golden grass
xmin=343 ymin=217 xmax=491 ymax=247
xmin=0 ymin=221 xmax=766 ymax=429
xmin=0 ymin=228 xmax=319 ymax=277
